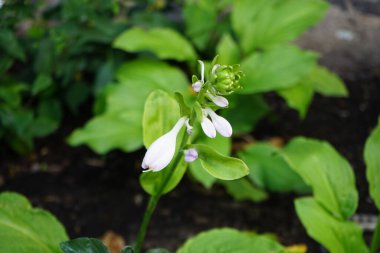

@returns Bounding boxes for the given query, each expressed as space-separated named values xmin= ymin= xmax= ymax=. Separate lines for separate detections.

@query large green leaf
xmin=68 ymin=112 xmax=142 ymax=154
xmin=192 ymin=144 xmax=249 ymax=180
xmin=307 ymin=65 xmax=348 ymax=97
xmin=278 ymin=82 xmax=314 ymax=119
xmin=240 ymin=45 xmax=317 ymax=94
xmin=68 ymin=59 xmax=189 ymax=154
xmin=0 ymin=192 xmax=69 ymax=253
xmin=183 ymin=0 xmax=218 ymax=50
xmin=216 ymin=33 xmax=241 ymax=65
xmin=189 ymin=135 xmax=231 ymax=188
xmin=0 ymin=29 xmax=26 ymax=61
xmin=143 ymin=90 xmax=181 ymax=147
xmin=238 ymin=143 xmax=310 ymax=193
xmin=284 ymin=137 xmax=358 ymax=219
xmin=364 ymin=118 xmax=380 ymax=210
xmin=177 ymin=228 xmax=284 ymax=253
xmin=295 ymin=197 xmax=369 ymax=253
xmin=113 ymin=27 xmax=196 ymax=61
xmin=232 ymin=0 xmax=329 ymax=53
xmin=60 ymin=238 xmax=109 ymax=253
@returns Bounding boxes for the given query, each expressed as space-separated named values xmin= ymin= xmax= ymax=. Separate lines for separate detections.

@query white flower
xmin=0 ymin=0 xmax=4 ymax=8
xmin=207 ymin=92 xmax=229 ymax=108
xmin=204 ymin=108 xmax=232 ymax=137
xmin=201 ymin=114 xmax=216 ymax=138
xmin=192 ymin=81 xmax=202 ymax=92
xmin=142 ymin=117 xmax=187 ymax=172
xmin=191 ymin=60 xmax=205 ymax=93
xmin=184 ymin=148 xmax=198 ymax=163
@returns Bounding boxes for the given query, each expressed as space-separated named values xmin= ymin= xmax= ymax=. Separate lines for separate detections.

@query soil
xmin=1 ymin=2 xmax=380 ymax=253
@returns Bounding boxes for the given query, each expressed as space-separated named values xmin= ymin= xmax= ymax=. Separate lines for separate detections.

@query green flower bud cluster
xmin=211 ymin=64 xmax=243 ymax=95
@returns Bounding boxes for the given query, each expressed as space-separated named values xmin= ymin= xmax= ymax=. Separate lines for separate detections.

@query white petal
xmin=184 ymin=148 xmax=198 ymax=163
xmin=141 ymin=117 xmax=187 ymax=172
xmin=205 ymin=108 xmax=233 ymax=137
xmin=201 ymin=116 xmax=216 ymax=138
xmin=198 ymin=60 xmax=205 ymax=83
xmin=192 ymin=81 xmax=202 ymax=92
xmin=208 ymin=93 xmax=229 ymax=108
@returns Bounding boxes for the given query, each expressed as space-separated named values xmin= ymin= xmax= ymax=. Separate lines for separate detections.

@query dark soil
xmin=1 ymin=3 xmax=380 ymax=253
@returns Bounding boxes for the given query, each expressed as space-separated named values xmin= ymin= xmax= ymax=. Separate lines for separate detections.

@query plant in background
xmin=68 ymin=0 xmax=348 ymax=203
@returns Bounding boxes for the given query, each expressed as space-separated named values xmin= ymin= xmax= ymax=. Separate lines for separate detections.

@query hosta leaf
xmin=364 ymin=118 xmax=380 ymax=210
xmin=295 ymin=197 xmax=369 ymax=253
xmin=284 ymin=137 xmax=358 ymax=219
xmin=60 ymin=238 xmax=109 ymax=253
xmin=143 ymin=90 xmax=181 ymax=147
xmin=240 ymin=45 xmax=317 ymax=94
xmin=68 ymin=59 xmax=189 ymax=154
xmin=0 ymin=192 xmax=68 ymax=253
xmin=113 ymin=27 xmax=196 ymax=61
xmin=177 ymin=228 xmax=283 ymax=253
xmin=232 ymin=0 xmax=329 ymax=53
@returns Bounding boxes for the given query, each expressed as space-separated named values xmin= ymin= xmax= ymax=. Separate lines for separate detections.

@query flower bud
xmin=201 ymin=115 xmax=216 ymax=138
xmin=207 ymin=93 xmax=229 ymax=108
xmin=212 ymin=65 xmax=243 ymax=95
xmin=142 ymin=117 xmax=187 ymax=172
xmin=192 ymin=81 xmax=202 ymax=92
xmin=184 ymin=148 xmax=198 ymax=163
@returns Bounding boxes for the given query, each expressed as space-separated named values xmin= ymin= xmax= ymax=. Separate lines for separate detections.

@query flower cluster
xmin=142 ymin=59 xmax=243 ymax=172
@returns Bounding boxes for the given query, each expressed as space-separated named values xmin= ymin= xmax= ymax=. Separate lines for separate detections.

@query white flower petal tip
xmin=205 ymin=108 xmax=233 ymax=137
xmin=192 ymin=81 xmax=202 ymax=93
xmin=208 ymin=93 xmax=229 ymax=108
xmin=184 ymin=148 xmax=198 ymax=163
xmin=141 ymin=117 xmax=187 ymax=172
xmin=201 ymin=116 xmax=216 ymax=138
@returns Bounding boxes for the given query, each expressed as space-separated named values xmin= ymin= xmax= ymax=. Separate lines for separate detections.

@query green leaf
xmin=189 ymin=135 xmax=231 ymax=188
xmin=140 ymin=153 xmax=187 ymax=196
xmin=221 ymin=94 xmax=269 ymax=134
xmin=220 ymin=178 xmax=268 ymax=202
xmin=238 ymin=143 xmax=310 ymax=193
xmin=310 ymin=66 xmax=348 ymax=97
xmin=60 ymin=238 xmax=109 ymax=253
xmin=295 ymin=197 xmax=369 ymax=253
xmin=32 ymin=74 xmax=53 ymax=95
xmin=121 ymin=246 xmax=135 ymax=253
xmin=143 ymin=90 xmax=180 ymax=147
xmin=0 ymin=29 xmax=26 ymax=61
xmin=232 ymin=0 xmax=329 ymax=53
xmin=183 ymin=0 xmax=218 ymax=50
xmin=146 ymin=249 xmax=170 ymax=253
xmin=364 ymin=118 xmax=380 ymax=210
xmin=0 ymin=192 xmax=69 ymax=253
xmin=191 ymin=144 xmax=249 ymax=180
xmin=65 ymin=83 xmax=91 ymax=113
xmin=278 ymin=82 xmax=314 ymax=119
xmin=283 ymin=137 xmax=358 ymax=219
xmin=216 ymin=33 xmax=241 ymax=65
xmin=240 ymin=45 xmax=317 ymax=94
xmin=68 ymin=112 xmax=142 ymax=154
xmin=113 ymin=27 xmax=196 ymax=61
xmin=69 ymin=59 xmax=189 ymax=154
xmin=177 ymin=228 xmax=284 ymax=253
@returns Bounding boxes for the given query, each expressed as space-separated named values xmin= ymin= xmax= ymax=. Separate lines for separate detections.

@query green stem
xmin=134 ymin=131 xmax=190 ymax=253
xmin=370 ymin=216 xmax=380 ymax=253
